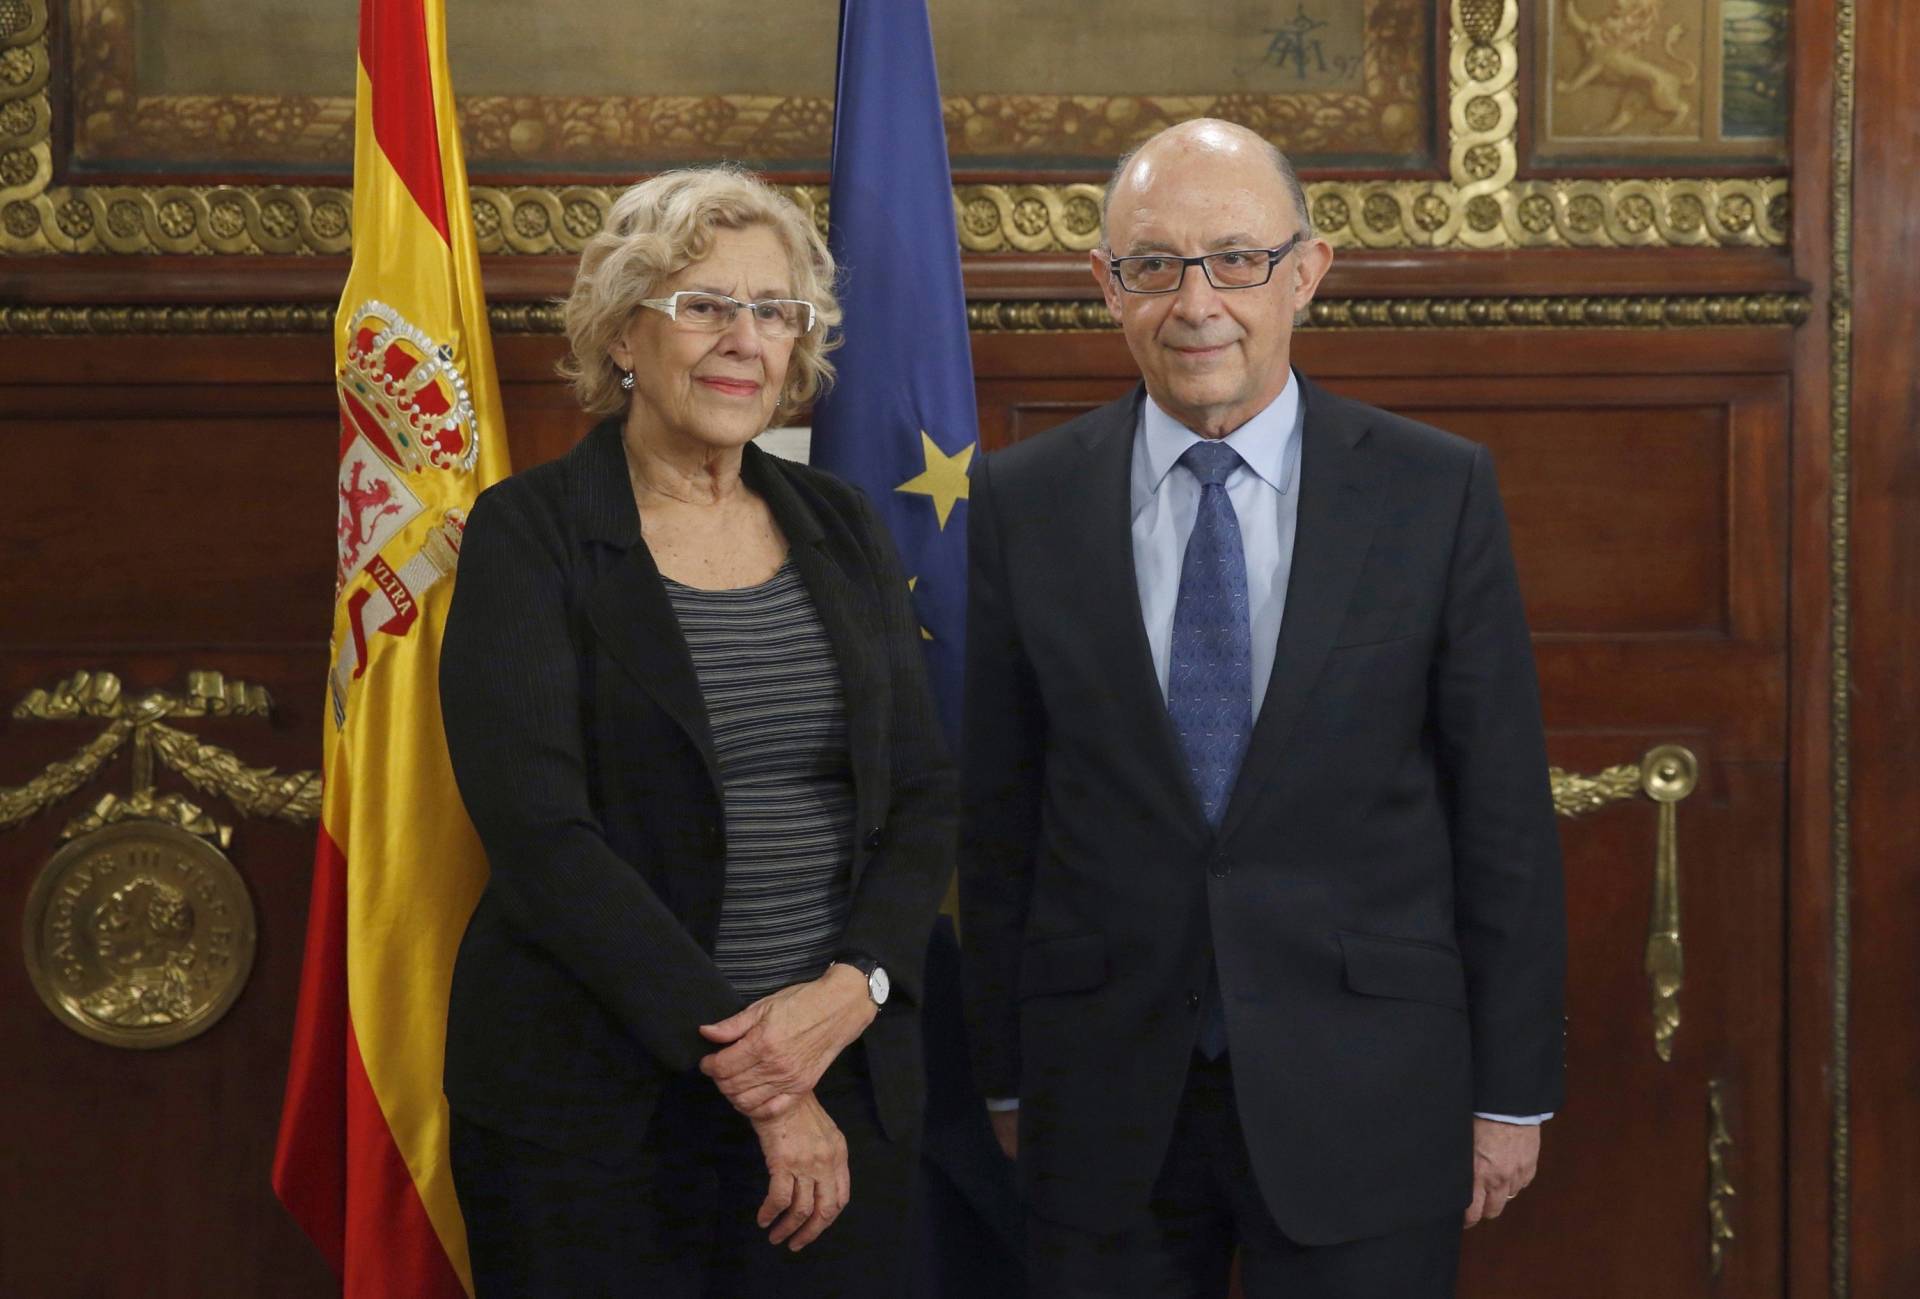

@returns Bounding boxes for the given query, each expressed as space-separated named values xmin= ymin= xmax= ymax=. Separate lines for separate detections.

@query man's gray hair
xmin=1100 ymin=133 xmax=1316 ymax=247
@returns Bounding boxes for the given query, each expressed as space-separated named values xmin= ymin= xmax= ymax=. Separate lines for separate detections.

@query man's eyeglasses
xmin=637 ymin=291 xmax=818 ymax=339
xmin=1106 ymin=234 xmax=1304 ymax=295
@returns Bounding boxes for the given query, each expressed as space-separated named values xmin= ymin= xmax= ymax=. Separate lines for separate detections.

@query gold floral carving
xmin=0 ymin=0 xmax=1786 ymax=257
xmin=2 ymin=670 xmax=320 ymax=847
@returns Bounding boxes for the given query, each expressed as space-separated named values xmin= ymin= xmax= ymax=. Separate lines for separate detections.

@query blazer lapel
xmin=1219 ymin=377 xmax=1383 ymax=844
xmin=576 ymin=422 xmax=724 ymax=794
xmin=1077 ymin=390 xmax=1213 ymax=840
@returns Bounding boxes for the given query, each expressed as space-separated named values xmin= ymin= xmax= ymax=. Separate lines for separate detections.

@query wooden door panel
xmin=1460 ymin=755 xmax=1784 ymax=1298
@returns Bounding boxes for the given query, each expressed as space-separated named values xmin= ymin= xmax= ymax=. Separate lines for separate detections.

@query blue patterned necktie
xmin=1168 ymin=440 xmax=1253 ymax=825
xmin=1167 ymin=440 xmax=1251 ymax=1059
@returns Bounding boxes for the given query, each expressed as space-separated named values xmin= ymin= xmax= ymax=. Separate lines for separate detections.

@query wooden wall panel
xmin=0 ymin=192 xmax=1887 ymax=1296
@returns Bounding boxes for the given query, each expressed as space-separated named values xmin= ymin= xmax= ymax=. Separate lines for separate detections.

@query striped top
xmin=665 ymin=561 xmax=855 ymax=1000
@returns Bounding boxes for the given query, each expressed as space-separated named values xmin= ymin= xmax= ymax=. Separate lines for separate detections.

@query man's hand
xmin=700 ymin=964 xmax=878 ymax=1118
xmin=988 ymin=1107 xmax=1018 ymax=1161
xmin=749 ymin=1091 xmax=851 ymax=1250
xmin=1464 ymin=1118 xmax=1540 ymax=1227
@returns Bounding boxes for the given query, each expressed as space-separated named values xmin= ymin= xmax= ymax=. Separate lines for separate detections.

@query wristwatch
xmin=834 ymin=951 xmax=890 ymax=1008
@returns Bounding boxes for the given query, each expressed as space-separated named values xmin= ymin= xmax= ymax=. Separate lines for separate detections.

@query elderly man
xmin=958 ymin=119 xmax=1565 ymax=1296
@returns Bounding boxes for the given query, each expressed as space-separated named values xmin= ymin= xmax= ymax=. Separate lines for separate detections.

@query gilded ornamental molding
xmin=0 ymin=0 xmax=1786 ymax=258
xmin=0 ymin=293 xmax=1813 ymax=336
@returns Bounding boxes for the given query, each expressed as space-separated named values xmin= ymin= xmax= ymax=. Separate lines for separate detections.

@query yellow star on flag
xmin=896 ymin=431 xmax=974 ymax=530
xmin=906 ymin=577 xmax=934 ymax=640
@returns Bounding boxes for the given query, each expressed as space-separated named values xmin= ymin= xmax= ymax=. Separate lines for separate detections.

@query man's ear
xmin=1291 ymin=238 xmax=1335 ymax=314
xmin=1091 ymin=249 xmax=1125 ymax=323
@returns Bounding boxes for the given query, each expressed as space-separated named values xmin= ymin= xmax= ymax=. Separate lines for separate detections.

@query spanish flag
xmin=272 ymin=0 xmax=507 ymax=1293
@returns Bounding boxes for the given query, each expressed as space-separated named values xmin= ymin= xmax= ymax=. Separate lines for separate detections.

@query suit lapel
xmin=1220 ymin=377 xmax=1383 ymax=844
xmin=1077 ymin=390 xmax=1213 ymax=840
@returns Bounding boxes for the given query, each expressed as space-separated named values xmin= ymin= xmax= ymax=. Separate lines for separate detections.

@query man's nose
xmin=1169 ymin=263 xmax=1222 ymax=322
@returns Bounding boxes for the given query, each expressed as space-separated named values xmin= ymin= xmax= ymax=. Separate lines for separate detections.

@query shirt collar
xmin=1139 ymin=370 xmax=1301 ymax=498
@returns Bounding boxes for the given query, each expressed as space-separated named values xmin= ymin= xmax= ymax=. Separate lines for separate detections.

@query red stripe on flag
xmin=274 ymin=825 xmax=466 ymax=1298
xmin=342 ymin=1020 xmax=466 ymax=1299
xmin=274 ymin=825 xmax=350 ymax=1274
xmin=358 ymin=0 xmax=452 ymax=241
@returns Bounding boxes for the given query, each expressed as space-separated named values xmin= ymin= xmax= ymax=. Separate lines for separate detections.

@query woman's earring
xmin=620 ymin=369 xmax=635 ymax=391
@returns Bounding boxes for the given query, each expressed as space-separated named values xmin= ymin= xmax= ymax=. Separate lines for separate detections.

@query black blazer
xmin=439 ymin=419 xmax=956 ymax=1163
xmin=958 ymin=378 xmax=1565 ymax=1245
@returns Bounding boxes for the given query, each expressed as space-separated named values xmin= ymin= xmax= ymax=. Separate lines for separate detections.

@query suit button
xmin=1186 ymin=990 xmax=1201 ymax=1010
xmin=864 ymin=826 xmax=884 ymax=851
xmin=1208 ymin=852 xmax=1229 ymax=878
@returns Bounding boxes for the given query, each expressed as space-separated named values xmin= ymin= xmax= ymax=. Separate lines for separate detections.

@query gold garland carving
xmin=144 ymin=721 xmax=320 ymax=825
xmin=0 ymin=0 xmax=1785 ymax=257
xmin=2 ymin=671 xmax=320 ymax=847
xmin=0 ymin=293 xmax=1813 ymax=337
xmin=1708 ymin=1078 xmax=1738 ymax=1276
xmin=1548 ymin=761 xmax=1643 ymax=818
xmin=0 ymin=721 xmax=132 ymax=831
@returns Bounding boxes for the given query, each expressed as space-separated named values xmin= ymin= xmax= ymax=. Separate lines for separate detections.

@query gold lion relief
xmin=1557 ymin=0 xmax=1701 ymax=134
xmin=1537 ymin=0 xmax=1784 ymax=161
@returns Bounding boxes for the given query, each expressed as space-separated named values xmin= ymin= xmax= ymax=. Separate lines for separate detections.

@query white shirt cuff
xmin=984 ymin=1096 xmax=1021 ymax=1112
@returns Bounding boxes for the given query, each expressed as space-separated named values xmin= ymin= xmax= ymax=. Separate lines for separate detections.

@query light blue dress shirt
xmin=1131 ymin=375 xmax=1303 ymax=717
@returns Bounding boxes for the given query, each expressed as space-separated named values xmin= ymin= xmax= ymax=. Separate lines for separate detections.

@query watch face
xmin=868 ymin=965 xmax=890 ymax=1006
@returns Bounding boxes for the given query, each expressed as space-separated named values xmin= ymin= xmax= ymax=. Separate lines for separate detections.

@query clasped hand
xmin=700 ymin=964 xmax=878 ymax=1118
xmin=702 ymin=967 xmax=876 ymax=1251
xmin=749 ymin=1091 xmax=849 ymax=1251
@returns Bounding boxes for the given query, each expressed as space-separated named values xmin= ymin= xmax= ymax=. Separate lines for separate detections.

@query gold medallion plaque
xmin=22 ymin=821 xmax=257 ymax=1048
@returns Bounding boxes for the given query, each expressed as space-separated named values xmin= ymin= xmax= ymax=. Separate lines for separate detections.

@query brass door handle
xmin=1551 ymin=743 xmax=1701 ymax=1061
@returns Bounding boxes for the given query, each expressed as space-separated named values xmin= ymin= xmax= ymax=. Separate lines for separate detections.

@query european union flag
xmin=811 ymin=8 xmax=1024 ymax=1296
xmin=809 ymin=0 xmax=978 ymax=744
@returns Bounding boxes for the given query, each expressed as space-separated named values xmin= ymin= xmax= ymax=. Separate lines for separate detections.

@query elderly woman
xmin=439 ymin=167 xmax=955 ymax=1298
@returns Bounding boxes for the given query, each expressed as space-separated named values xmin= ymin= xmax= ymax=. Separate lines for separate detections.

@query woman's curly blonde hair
xmin=559 ymin=167 xmax=843 ymax=417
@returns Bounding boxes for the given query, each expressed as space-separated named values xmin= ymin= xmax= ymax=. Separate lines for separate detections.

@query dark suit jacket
xmin=439 ymin=419 xmax=956 ymax=1164
xmin=958 ymin=378 xmax=1565 ymax=1245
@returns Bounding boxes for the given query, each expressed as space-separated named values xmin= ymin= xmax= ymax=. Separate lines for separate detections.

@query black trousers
xmin=1028 ymin=1052 xmax=1461 ymax=1299
xmin=451 ymin=1045 xmax=919 ymax=1299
